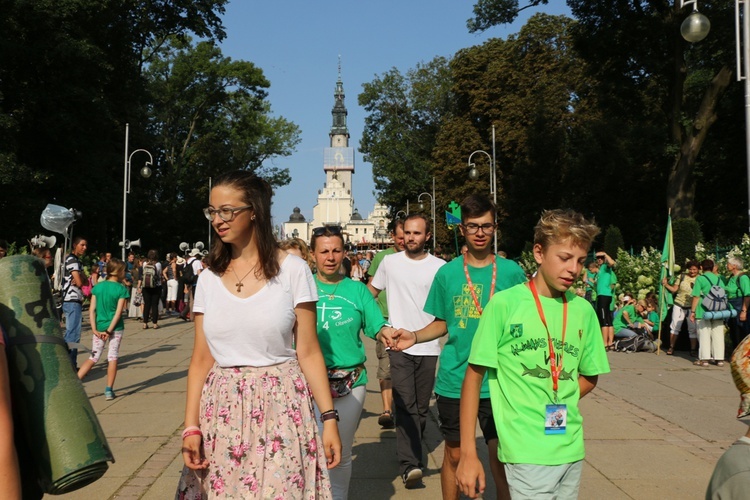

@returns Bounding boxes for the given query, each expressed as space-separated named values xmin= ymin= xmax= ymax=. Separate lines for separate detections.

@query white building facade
xmin=283 ymin=64 xmax=390 ymax=249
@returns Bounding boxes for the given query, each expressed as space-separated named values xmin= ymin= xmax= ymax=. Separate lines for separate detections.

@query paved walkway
xmin=47 ymin=314 xmax=744 ymax=499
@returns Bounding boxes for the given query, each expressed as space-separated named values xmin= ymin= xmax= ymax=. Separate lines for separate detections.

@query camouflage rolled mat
xmin=0 ymin=256 xmax=114 ymax=495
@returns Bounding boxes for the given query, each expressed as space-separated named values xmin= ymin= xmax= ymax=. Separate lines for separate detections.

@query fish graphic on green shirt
xmin=521 ymin=363 xmax=551 ymax=378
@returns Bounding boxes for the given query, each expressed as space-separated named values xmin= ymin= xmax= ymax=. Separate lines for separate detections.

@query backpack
xmin=182 ymin=259 xmax=197 ymax=285
xmin=700 ymin=275 xmax=728 ymax=312
xmin=142 ymin=263 xmax=158 ymax=288
xmin=614 ymin=328 xmax=656 ymax=353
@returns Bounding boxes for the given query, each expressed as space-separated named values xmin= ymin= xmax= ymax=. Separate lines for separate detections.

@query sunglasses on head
xmin=312 ymin=226 xmax=343 ymax=237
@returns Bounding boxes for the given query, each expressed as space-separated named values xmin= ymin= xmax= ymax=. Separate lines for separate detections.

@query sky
xmin=218 ymin=1 xmax=569 ymax=227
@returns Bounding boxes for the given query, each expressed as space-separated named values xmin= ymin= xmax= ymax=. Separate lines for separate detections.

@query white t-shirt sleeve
xmin=371 ymin=255 xmax=388 ymax=291
xmin=285 ymin=255 xmax=318 ymax=306
xmin=192 ymin=259 xmax=203 ymax=274
xmin=193 ymin=272 xmax=207 ymax=313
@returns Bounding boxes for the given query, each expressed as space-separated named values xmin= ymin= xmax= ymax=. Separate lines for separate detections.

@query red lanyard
xmin=463 ymin=256 xmax=497 ymax=315
xmin=528 ymin=280 xmax=568 ymax=396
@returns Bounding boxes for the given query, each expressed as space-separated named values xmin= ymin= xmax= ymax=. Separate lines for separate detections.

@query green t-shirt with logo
xmin=613 ymin=304 xmax=637 ymax=332
xmin=315 ymin=277 xmax=386 ymax=388
xmin=596 ymin=263 xmax=614 ymax=297
xmin=369 ymin=247 xmax=395 ymax=318
xmin=424 ymin=255 xmax=526 ymax=398
xmin=724 ymin=274 xmax=750 ymax=300
xmin=91 ymin=280 xmax=130 ymax=332
xmin=469 ymin=283 xmax=610 ymax=465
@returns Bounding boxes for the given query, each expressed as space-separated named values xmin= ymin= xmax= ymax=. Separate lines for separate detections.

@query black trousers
xmin=389 ymin=350 xmax=438 ymax=475
xmin=141 ymin=286 xmax=160 ymax=324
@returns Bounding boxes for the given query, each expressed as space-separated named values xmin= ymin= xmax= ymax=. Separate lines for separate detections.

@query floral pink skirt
xmin=176 ymin=360 xmax=332 ymax=499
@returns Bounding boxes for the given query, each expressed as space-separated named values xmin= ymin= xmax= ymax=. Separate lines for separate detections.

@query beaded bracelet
xmin=182 ymin=426 xmax=202 ymax=440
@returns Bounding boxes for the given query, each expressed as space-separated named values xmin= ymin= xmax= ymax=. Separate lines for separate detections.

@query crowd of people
xmin=3 ymin=168 xmax=750 ymax=499
xmin=168 ymin=170 xmax=610 ymax=500
xmin=584 ymin=247 xmax=750 ymax=367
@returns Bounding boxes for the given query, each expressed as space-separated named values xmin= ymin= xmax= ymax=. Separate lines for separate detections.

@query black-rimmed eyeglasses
xmin=203 ymin=205 xmax=253 ymax=222
xmin=462 ymin=223 xmax=496 ymax=235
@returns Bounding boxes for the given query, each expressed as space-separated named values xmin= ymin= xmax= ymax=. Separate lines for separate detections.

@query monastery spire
xmin=330 ymin=55 xmax=349 ymax=142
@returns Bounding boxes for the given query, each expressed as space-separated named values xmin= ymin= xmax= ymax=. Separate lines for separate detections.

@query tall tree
xmin=468 ymin=0 xmax=745 ymax=242
xmin=358 ymin=57 xmax=453 ymax=220
xmin=133 ymin=37 xmax=301 ymax=247
xmin=434 ymin=13 xmax=608 ymax=253
xmin=0 ymin=0 xmax=228 ymax=248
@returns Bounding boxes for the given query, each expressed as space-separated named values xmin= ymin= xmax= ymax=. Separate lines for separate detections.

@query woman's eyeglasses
xmin=203 ymin=205 xmax=253 ymax=222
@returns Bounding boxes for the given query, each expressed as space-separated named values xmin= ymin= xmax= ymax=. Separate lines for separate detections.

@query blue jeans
xmin=62 ymin=301 xmax=82 ymax=367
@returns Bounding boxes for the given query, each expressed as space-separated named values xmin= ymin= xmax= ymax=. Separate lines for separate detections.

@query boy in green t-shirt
xmin=456 ymin=209 xmax=610 ymax=499
xmin=388 ymin=194 xmax=526 ymax=499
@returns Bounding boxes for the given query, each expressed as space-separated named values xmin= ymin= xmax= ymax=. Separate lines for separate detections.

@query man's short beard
xmin=405 ymin=243 xmax=425 ymax=256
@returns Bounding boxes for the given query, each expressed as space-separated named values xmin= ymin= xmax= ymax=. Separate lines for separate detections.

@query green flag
xmin=658 ymin=214 xmax=675 ymax=321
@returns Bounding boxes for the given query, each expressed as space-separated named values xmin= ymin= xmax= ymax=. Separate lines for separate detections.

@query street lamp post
xmin=678 ymin=1 xmax=749 ymax=232
xmin=467 ymin=125 xmax=498 ymax=252
xmin=122 ymin=123 xmax=154 ymax=260
xmin=418 ymin=176 xmax=437 ymax=253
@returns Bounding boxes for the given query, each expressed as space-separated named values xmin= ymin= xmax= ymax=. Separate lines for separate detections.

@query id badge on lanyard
xmin=528 ymin=280 xmax=569 ymax=435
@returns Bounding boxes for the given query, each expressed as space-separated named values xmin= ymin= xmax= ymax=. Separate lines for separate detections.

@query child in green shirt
xmin=77 ymin=258 xmax=130 ymax=400
xmin=457 ymin=209 xmax=610 ymax=499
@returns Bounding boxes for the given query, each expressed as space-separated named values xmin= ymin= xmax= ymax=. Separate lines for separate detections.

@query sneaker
xmin=104 ymin=388 xmax=116 ymax=400
xmin=402 ymin=467 xmax=422 ymax=489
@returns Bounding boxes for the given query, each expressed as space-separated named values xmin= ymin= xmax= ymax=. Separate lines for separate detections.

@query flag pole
xmin=656 ymin=209 xmax=674 ymax=355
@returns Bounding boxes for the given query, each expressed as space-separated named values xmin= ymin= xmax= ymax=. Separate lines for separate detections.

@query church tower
xmin=312 ymin=59 xmax=354 ymax=228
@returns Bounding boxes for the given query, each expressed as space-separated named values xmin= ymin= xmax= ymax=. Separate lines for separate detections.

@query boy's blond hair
xmin=534 ymin=209 xmax=600 ymax=250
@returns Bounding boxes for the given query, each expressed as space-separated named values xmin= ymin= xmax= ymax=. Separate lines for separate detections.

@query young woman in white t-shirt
xmin=177 ymin=171 xmax=341 ymax=499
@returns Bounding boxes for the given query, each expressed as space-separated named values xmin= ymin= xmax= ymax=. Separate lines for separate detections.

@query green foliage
xmin=0 ymin=3 xmax=299 ymax=252
xmin=358 ymin=57 xmax=453 ymax=246
xmin=603 ymin=226 xmax=624 ymax=258
xmin=465 ymin=0 xmax=744 ymax=248
xmin=433 ymin=14 xmax=601 ymax=254
xmin=611 ymin=248 xmax=661 ymax=301
xmin=673 ymin=218 xmax=703 ymax=265
xmin=467 ymin=0 xmax=549 ymax=33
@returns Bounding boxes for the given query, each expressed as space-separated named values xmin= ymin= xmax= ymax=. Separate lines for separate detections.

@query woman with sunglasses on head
xmin=310 ymin=226 xmax=395 ymax=500
xmin=177 ymin=171 xmax=341 ymax=499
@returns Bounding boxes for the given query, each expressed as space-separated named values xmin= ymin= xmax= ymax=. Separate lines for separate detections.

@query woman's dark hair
xmin=146 ymin=249 xmax=159 ymax=263
xmin=205 ymin=170 xmax=279 ymax=279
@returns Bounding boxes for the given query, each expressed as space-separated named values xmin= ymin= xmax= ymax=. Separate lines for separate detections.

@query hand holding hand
xmin=379 ymin=327 xmax=398 ymax=349
xmin=392 ymin=328 xmax=417 ymax=351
